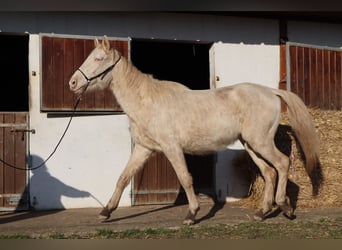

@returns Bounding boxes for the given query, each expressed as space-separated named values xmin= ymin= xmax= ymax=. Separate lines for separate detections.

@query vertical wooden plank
xmin=134 ymin=155 xmax=150 ymax=204
xmin=133 ymin=172 xmax=141 ymax=204
xmin=104 ymin=89 xmax=115 ymax=110
xmin=14 ymin=113 xmax=26 ymax=196
xmin=94 ymin=91 xmax=106 ymax=110
xmin=111 ymin=40 xmax=120 ymax=55
xmin=52 ymin=38 xmax=65 ymax=109
xmin=329 ymin=51 xmax=337 ymax=110
xmin=323 ymin=50 xmax=331 ymax=109
xmin=309 ymin=48 xmax=318 ymax=108
xmin=84 ymin=39 xmax=96 ymax=109
xmin=297 ymin=46 xmax=305 ymax=103
xmin=133 ymin=169 xmax=143 ymax=204
xmin=289 ymin=46 xmax=298 ymax=95
xmin=41 ymin=36 xmax=54 ymax=110
xmin=3 ymin=114 xmax=15 ymax=205
xmin=303 ymin=47 xmax=310 ymax=106
xmin=316 ymin=49 xmax=324 ymax=109
xmin=280 ymin=45 xmax=287 ymax=78
xmin=147 ymin=152 xmax=158 ymax=203
xmin=279 ymin=44 xmax=287 ymax=112
xmin=336 ymin=52 xmax=342 ymax=110
xmin=94 ymin=90 xmax=105 ymax=110
xmin=158 ymin=154 xmax=167 ymax=202
xmin=94 ymin=36 xmax=106 ymax=110
xmin=140 ymin=159 xmax=150 ymax=204
xmin=122 ymin=42 xmax=129 ymax=59
xmin=63 ymin=38 xmax=75 ymax=109
xmin=74 ymin=39 xmax=86 ymax=110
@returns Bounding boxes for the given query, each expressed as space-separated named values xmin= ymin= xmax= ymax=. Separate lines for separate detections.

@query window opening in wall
xmin=0 ymin=33 xmax=29 ymax=111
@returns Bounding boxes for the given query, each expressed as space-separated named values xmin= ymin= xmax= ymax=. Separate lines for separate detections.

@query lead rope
xmin=1 ymin=55 xmax=121 ymax=171
xmin=0 ymin=84 xmax=88 ymax=171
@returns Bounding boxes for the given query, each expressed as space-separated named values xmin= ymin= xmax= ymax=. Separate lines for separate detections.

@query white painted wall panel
xmin=28 ymin=34 xmax=132 ymax=210
xmin=210 ymin=42 xmax=280 ymax=202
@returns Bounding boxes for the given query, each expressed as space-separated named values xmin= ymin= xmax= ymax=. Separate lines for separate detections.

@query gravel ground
xmin=1 ymin=201 xmax=342 ymax=238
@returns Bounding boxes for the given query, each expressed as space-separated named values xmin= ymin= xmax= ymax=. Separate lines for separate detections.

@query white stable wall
xmin=210 ymin=42 xmax=280 ymax=202
xmin=28 ymin=34 xmax=132 ymax=210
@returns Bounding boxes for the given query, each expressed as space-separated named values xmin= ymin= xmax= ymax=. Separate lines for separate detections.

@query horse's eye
xmin=95 ymin=57 xmax=104 ymax=62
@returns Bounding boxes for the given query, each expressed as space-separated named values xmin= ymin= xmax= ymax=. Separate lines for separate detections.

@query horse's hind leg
xmin=99 ymin=143 xmax=152 ymax=221
xmin=162 ymin=145 xmax=199 ymax=225
xmin=244 ymin=142 xmax=277 ymax=220
xmin=250 ymin=141 xmax=293 ymax=219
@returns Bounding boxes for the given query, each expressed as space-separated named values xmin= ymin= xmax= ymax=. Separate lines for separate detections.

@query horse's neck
xmin=111 ymin=56 xmax=154 ymax=117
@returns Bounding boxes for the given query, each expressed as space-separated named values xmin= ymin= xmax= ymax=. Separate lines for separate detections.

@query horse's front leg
xmin=99 ymin=144 xmax=152 ymax=221
xmin=162 ymin=145 xmax=199 ymax=225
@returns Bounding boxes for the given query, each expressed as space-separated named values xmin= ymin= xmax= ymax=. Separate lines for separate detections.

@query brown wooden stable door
xmin=287 ymin=43 xmax=342 ymax=110
xmin=0 ymin=113 xmax=29 ymax=211
xmin=40 ymin=34 xmax=129 ymax=112
xmin=133 ymin=152 xmax=215 ymax=205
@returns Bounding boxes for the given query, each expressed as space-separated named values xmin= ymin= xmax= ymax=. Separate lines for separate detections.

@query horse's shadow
xmin=104 ymin=201 xmax=226 ymax=225
xmin=195 ymin=201 xmax=226 ymax=224
xmin=103 ymin=203 xmax=183 ymax=223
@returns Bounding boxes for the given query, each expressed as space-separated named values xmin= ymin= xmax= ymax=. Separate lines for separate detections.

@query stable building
xmin=0 ymin=12 xmax=341 ymax=211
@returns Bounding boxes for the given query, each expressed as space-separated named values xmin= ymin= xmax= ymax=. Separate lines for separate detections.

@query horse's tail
xmin=271 ymin=88 xmax=323 ymax=196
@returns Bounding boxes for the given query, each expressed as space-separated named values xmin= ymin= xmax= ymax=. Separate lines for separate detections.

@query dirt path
xmin=1 ymin=202 xmax=342 ymax=237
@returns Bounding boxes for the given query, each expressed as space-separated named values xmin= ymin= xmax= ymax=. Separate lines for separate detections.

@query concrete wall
xmin=28 ymin=34 xmax=132 ymax=209
xmin=0 ymin=12 xmax=279 ymax=45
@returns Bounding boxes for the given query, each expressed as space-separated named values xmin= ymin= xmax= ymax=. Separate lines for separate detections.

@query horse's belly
xmin=181 ymin=125 xmax=240 ymax=154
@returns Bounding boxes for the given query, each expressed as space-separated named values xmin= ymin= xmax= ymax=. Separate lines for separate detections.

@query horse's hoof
xmin=99 ymin=206 xmax=111 ymax=222
xmin=182 ymin=218 xmax=195 ymax=226
xmin=280 ymin=204 xmax=295 ymax=220
xmin=182 ymin=209 xmax=198 ymax=226
xmin=253 ymin=210 xmax=265 ymax=221
xmin=98 ymin=214 xmax=110 ymax=222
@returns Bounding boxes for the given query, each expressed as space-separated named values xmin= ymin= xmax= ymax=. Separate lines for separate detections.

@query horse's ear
xmin=102 ymin=35 xmax=110 ymax=52
xmin=94 ymin=38 xmax=99 ymax=48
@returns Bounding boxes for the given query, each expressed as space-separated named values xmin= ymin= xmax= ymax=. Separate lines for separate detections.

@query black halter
xmin=77 ymin=55 xmax=122 ymax=84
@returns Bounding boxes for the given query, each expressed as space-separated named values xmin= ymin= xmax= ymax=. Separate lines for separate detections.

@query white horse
xmin=69 ymin=36 xmax=322 ymax=225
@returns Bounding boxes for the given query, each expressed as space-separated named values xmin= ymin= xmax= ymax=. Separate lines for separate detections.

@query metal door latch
xmin=10 ymin=128 xmax=36 ymax=140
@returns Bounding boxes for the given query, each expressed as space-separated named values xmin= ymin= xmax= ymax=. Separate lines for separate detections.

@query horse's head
xmin=69 ymin=36 xmax=120 ymax=96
